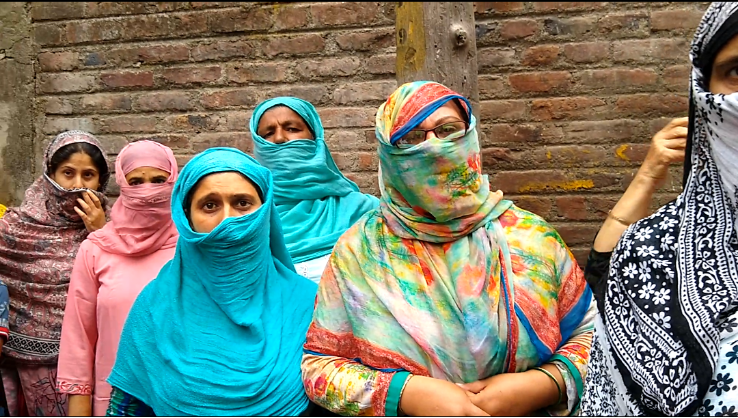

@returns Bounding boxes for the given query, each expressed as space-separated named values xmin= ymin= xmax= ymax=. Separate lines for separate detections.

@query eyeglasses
xmin=395 ymin=120 xmax=469 ymax=148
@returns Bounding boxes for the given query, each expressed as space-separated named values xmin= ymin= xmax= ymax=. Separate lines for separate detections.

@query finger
xmin=664 ymin=149 xmax=686 ymax=163
xmin=663 ymin=126 xmax=689 ymax=140
xmin=664 ymin=138 xmax=687 ymax=151
xmin=77 ymin=198 xmax=91 ymax=214
xmin=74 ymin=207 xmax=91 ymax=224
xmin=83 ymin=191 xmax=95 ymax=208
xmin=458 ymin=381 xmax=486 ymax=394
xmin=87 ymin=191 xmax=102 ymax=209
xmin=667 ymin=116 xmax=689 ymax=128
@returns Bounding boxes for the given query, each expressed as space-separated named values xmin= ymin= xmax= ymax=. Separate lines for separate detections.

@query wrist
xmin=632 ymin=168 xmax=664 ymax=191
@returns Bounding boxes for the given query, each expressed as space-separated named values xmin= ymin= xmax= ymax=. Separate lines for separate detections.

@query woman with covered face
xmin=105 ymin=148 xmax=319 ymax=416
xmin=581 ymin=3 xmax=738 ymax=416
xmin=0 ymin=130 xmax=110 ymax=416
xmin=55 ymin=140 xmax=179 ymax=416
xmin=301 ymin=81 xmax=596 ymax=416
xmin=249 ymin=97 xmax=379 ymax=284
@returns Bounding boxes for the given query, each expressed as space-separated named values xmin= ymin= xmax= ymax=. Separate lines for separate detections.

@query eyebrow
xmin=713 ymin=55 xmax=738 ymax=72
xmin=417 ymin=116 xmax=464 ymax=128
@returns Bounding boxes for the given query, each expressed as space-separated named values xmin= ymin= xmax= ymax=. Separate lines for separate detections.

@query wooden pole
xmin=395 ymin=2 xmax=480 ymax=122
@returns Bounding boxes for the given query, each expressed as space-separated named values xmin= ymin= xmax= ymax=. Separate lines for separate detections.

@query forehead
xmin=714 ymin=33 xmax=738 ymax=63
xmin=259 ymin=106 xmax=305 ymax=123
xmin=191 ymin=172 xmax=260 ymax=197
xmin=59 ymin=152 xmax=97 ymax=168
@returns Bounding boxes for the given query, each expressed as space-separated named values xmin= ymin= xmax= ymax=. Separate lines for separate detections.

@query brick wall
xmin=30 ymin=1 xmax=711 ymax=264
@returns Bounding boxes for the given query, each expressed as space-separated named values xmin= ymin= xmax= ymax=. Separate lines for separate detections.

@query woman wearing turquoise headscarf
xmin=249 ymin=97 xmax=379 ymax=283
xmin=104 ymin=147 xmax=319 ymax=416
xmin=301 ymin=81 xmax=596 ymax=416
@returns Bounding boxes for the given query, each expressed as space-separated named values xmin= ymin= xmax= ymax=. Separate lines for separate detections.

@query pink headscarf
xmin=87 ymin=140 xmax=178 ymax=256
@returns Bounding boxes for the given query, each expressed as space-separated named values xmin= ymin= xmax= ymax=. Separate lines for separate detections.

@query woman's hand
xmin=635 ymin=117 xmax=688 ymax=190
xmin=75 ymin=191 xmax=106 ymax=232
xmin=459 ymin=367 xmax=564 ymax=416
xmin=399 ymin=375 xmax=489 ymax=416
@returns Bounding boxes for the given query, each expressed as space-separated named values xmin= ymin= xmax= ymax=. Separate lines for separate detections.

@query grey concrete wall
xmin=0 ymin=2 xmax=36 ymax=207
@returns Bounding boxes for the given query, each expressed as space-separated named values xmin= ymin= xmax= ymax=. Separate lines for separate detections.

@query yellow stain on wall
xmin=616 ymin=144 xmax=631 ymax=161
xmin=0 ymin=204 xmax=6 ymax=218
xmin=519 ymin=179 xmax=595 ymax=193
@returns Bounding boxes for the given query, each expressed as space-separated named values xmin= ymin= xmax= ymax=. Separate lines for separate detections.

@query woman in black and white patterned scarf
xmin=580 ymin=2 xmax=738 ymax=416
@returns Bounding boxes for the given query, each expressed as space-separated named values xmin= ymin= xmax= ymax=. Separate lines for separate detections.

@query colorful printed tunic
xmin=301 ymin=81 xmax=595 ymax=416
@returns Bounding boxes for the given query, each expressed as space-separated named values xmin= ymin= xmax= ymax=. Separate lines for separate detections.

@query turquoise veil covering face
xmin=107 ymin=147 xmax=318 ymax=416
xmin=249 ymin=97 xmax=380 ymax=264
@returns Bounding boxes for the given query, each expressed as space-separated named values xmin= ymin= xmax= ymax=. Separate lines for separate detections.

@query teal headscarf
xmin=107 ymin=148 xmax=318 ymax=416
xmin=249 ymin=97 xmax=380 ymax=264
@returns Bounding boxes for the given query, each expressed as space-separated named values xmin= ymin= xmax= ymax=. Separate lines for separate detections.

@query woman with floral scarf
xmin=301 ymin=81 xmax=596 ymax=416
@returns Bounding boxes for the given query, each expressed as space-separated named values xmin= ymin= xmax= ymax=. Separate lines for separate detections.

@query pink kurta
xmin=56 ymin=240 xmax=175 ymax=416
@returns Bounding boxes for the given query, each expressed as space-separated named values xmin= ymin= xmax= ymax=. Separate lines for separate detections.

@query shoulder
xmin=497 ymin=204 xmax=569 ymax=259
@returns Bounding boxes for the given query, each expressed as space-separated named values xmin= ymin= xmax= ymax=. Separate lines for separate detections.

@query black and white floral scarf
xmin=580 ymin=2 xmax=738 ymax=416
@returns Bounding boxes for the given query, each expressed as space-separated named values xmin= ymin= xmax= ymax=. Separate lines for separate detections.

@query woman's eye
xmin=203 ymin=202 xmax=216 ymax=210
xmin=153 ymin=178 xmax=165 ymax=184
xmin=287 ymin=127 xmax=300 ymax=132
xmin=130 ymin=180 xmax=141 ymax=186
xmin=729 ymin=67 xmax=738 ymax=78
xmin=262 ymin=131 xmax=274 ymax=138
xmin=64 ymin=170 xmax=73 ymax=177
xmin=238 ymin=200 xmax=251 ymax=208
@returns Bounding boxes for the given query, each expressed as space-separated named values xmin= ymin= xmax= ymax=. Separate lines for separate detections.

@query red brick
xmin=311 ymin=3 xmax=380 ymax=27
xmin=478 ymin=76 xmax=507 ymax=100
xmin=191 ymin=40 xmax=257 ymax=62
xmin=164 ymin=114 xmax=221 ymax=133
xmin=148 ymin=134 xmax=191 ymax=151
xmin=336 ymin=28 xmax=394 ymax=51
xmin=527 ymin=145 xmax=610 ymax=168
xmin=296 ymin=57 xmax=362 ymax=79
xmin=162 ymin=66 xmax=222 ymax=85
xmin=208 ymin=7 xmax=273 ymax=33
xmin=561 ymin=120 xmax=644 ymax=144
xmin=81 ymin=94 xmax=133 ymax=112
xmin=333 ymin=81 xmax=397 ymax=105
xmin=562 ymin=42 xmax=610 ymax=63
xmin=356 ymin=152 xmax=378 ymax=171
xmin=319 ymin=108 xmax=376 ymax=128
xmin=82 ymin=2 xmax=184 ymax=17
xmin=596 ymin=13 xmax=649 ymax=38
xmin=201 ymin=88 xmax=261 ymax=109
xmin=98 ymin=116 xmax=159 ymax=134
xmin=613 ymin=38 xmax=690 ymax=63
xmin=614 ymin=94 xmax=689 ymax=117
xmin=100 ymin=71 xmax=154 ymax=89
xmin=32 ymin=2 xmax=85 ymax=21
xmin=484 ymin=124 xmax=545 ymax=145
xmin=521 ymin=45 xmax=560 ymax=66
xmin=96 ymin=136 xmax=130 ymax=155
xmin=190 ymin=2 xmax=233 ymax=9
xmin=532 ymin=2 xmax=606 ymax=11
xmin=105 ymin=44 xmax=190 ymax=66
xmin=475 ymin=2 xmax=525 ymax=14
xmin=264 ymin=34 xmax=326 ymax=57
xmin=63 ymin=13 xmax=208 ymax=45
xmin=191 ymin=132 xmax=253 ymax=153
xmin=651 ymin=9 xmax=705 ymax=31
xmin=43 ymin=97 xmax=74 ymax=115
xmin=491 ymin=170 xmax=620 ymax=194
xmin=366 ymin=55 xmax=396 ymax=75
xmin=664 ymin=65 xmax=691 ymax=90
xmin=577 ymin=68 xmax=659 ymax=91
xmin=330 ymin=153 xmax=354 ymax=172
xmin=265 ymin=85 xmax=329 ymax=106
xmin=38 ymin=51 xmax=79 ymax=72
xmin=542 ymin=17 xmax=596 ymax=37
xmin=500 ymin=19 xmax=539 ymax=40
xmin=480 ymin=100 xmax=527 ymax=121
xmin=33 ymin=23 xmax=65 ymax=47
xmin=42 ymin=117 xmax=95 ymax=135
xmin=509 ymin=196 xmax=553 ymax=218
xmin=38 ymin=73 xmax=97 ymax=94
xmin=556 ymin=196 xmax=589 ymax=221
xmin=228 ymin=63 xmax=288 ymax=84
xmin=135 ymin=92 xmax=197 ymax=112
xmin=478 ymin=47 xmax=518 ymax=71
xmin=614 ymin=143 xmax=650 ymax=163
xmin=531 ymin=97 xmax=609 ymax=121
xmin=509 ymin=71 xmax=571 ymax=93
xmin=325 ymin=130 xmax=376 ymax=151
xmin=274 ymin=5 xmax=310 ymax=30
xmin=551 ymin=223 xmax=600 ymax=246
xmin=481 ymin=147 xmax=515 ymax=168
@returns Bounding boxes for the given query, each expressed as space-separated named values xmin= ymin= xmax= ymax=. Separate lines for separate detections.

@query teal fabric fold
xmin=108 ymin=147 xmax=318 ymax=416
xmin=250 ymin=97 xmax=379 ymax=263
